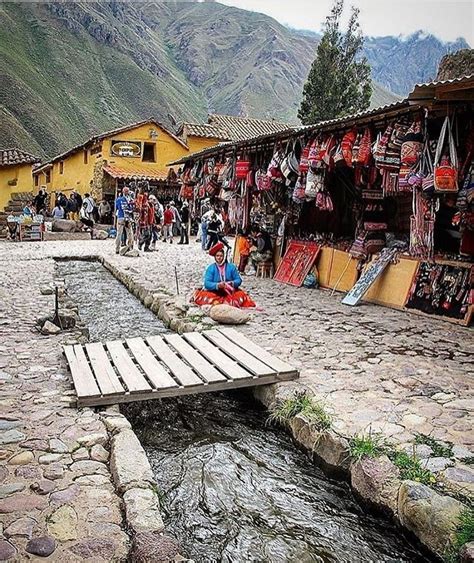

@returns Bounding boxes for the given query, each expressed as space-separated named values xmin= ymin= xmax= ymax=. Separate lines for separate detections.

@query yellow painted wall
xmin=30 ymin=123 xmax=221 ymax=204
xmin=0 ymin=164 xmax=34 ymax=212
xmin=185 ymin=136 xmax=222 ymax=155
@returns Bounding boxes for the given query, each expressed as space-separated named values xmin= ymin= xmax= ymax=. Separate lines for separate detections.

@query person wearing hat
xmin=192 ymin=242 xmax=255 ymax=308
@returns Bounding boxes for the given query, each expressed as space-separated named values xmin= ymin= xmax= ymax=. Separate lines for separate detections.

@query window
xmin=59 ymin=161 xmax=64 ymax=174
xmin=90 ymin=144 xmax=102 ymax=156
xmin=45 ymin=170 xmax=51 ymax=183
xmin=84 ymin=150 xmax=88 ymax=164
xmin=142 ymin=142 xmax=156 ymax=162
xmin=34 ymin=175 xmax=39 ymax=187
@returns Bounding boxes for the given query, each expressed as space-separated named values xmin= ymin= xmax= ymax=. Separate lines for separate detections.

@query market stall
xmin=169 ymin=76 xmax=474 ymax=325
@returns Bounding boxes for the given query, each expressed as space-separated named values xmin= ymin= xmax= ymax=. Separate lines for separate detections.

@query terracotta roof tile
xmin=103 ymin=164 xmax=173 ymax=182
xmin=0 ymin=148 xmax=40 ymax=167
xmin=208 ymin=114 xmax=291 ymax=141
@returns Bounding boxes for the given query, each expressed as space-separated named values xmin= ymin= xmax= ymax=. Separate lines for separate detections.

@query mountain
xmin=364 ymin=32 xmax=469 ymax=95
xmin=0 ymin=2 xmax=468 ymax=158
xmin=436 ymin=49 xmax=474 ymax=80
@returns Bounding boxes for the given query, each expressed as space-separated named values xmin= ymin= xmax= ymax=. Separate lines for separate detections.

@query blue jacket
xmin=204 ymin=262 xmax=242 ymax=291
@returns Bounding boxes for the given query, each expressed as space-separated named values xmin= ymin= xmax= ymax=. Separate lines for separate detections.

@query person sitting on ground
xmin=52 ymin=201 xmax=65 ymax=219
xmin=250 ymin=226 xmax=273 ymax=270
xmin=193 ymin=242 xmax=256 ymax=308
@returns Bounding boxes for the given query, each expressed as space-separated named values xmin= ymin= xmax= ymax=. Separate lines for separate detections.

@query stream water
xmin=58 ymin=260 xmax=431 ymax=563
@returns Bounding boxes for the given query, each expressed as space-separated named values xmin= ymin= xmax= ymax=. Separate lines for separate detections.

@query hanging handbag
xmin=433 ymin=116 xmax=458 ymax=193
xmin=341 ymin=130 xmax=357 ymax=167
xmin=255 ymin=169 xmax=272 ymax=191
xmin=299 ymin=139 xmax=312 ymax=173
xmin=266 ymin=145 xmax=285 ymax=181
xmin=292 ymin=175 xmax=306 ymax=202
xmin=305 ymin=168 xmax=324 ymax=199
xmin=235 ymin=158 xmax=251 ymax=180
xmin=281 ymin=139 xmax=301 ymax=180
xmin=357 ymin=128 xmax=372 ymax=166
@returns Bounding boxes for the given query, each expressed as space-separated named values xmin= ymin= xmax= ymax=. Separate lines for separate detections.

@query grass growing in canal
xmin=445 ymin=507 xmax=474 ymax=562
xmin=267 ymin=391 xmax=332 ymax=431
xmin=414 ymin=433 xmax=454 ymax=458
xmin=349 ymin=432 xmax=388 ymax=461
xmin=388 ymin=450 xmax=436 ymax=485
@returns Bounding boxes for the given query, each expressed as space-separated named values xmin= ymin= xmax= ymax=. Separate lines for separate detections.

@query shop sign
xmin=111 ymin=140 xmax=142 ymax=158
xmin=274 ymin=240 xmax=321 ymax=287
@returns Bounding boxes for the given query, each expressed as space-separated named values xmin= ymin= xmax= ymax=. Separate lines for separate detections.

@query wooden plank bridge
xmin=64 ymin=328 xmax=299 ymax=407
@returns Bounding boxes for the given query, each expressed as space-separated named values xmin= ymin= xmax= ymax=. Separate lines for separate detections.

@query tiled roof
xmin=178 ymin=122 xmax=229 ymax=140
xmin=0 ymin=148 xmax=40 ymax=167
xmin=35 ymin=119 xmax=188 ymax=172
xmin=208 ymin=114 xmax=292 ymax=141
xmin=103 ymin=164 xmax=174 ymax=182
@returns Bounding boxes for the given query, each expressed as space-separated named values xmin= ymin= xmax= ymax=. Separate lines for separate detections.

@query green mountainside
xmin=0 ymin=2 xmax=467 ymax=158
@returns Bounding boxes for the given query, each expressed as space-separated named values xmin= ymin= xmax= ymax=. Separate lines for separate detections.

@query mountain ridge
xmin=0 ymin=1 xmax=469 ymax=158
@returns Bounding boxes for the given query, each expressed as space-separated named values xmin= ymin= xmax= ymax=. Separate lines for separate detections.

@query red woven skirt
xmin=193 ymin=289 xmax=256 ymax=308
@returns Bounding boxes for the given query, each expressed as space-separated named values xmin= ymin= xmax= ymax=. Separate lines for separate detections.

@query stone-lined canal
xmin=59 ymin=260 xmax=430 ymax=562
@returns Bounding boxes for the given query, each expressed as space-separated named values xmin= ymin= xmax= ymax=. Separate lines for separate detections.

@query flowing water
xmin=59 ymin=260 xmax=431 ymax=563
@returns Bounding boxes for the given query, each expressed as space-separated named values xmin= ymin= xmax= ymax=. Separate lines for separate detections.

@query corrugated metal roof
xmin=0 ymin=148 xmax=40 ymax=167
xmin=408 ymin=74 xmax=474 ymax=100
xmin=208 ymin=114 xmax=292 ymax=141
xmin=169 ymin=100 xmax=415 ymax=166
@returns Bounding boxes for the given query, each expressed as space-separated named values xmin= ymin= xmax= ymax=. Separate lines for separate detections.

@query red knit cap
xmin=209 ymin=242 xmax=225 ymax=256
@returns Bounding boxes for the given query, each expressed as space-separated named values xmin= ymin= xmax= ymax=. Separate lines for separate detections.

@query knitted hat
xmin=209 ymin=242 xmax=225 ymax=256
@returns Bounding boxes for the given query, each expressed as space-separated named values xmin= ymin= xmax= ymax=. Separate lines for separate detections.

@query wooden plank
xmin=219 ymin=328 xmax=296 ymax=375
xmin=63 ymin=345 xmax=101 ymax=398
xmin=146 ymin=335 xmax=203 ymax=387
xmin=203 ymin=329 xmax=275 ymax=376
xmin=126 ymin=337 xmax=178 ymax=389
xmin=164 ymin=334 xmax=227 ymax=383
xmin=364 ymin=257 xmax=419 ymax=309
xmin=183 ymin=332 xmax=252 ymax=380
xmin=106 ymin=340 xmax=151 ymax=393
xmin=77 ymin=371 xmax=299 ymax=408
xmin=85 ymin=342 xmax=125 ymax=395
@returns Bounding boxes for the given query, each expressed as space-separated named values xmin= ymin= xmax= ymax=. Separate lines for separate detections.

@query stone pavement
xmin=0 ymin=243 xmax=128 ymax=561
xmin=0 ymin=237 xmax=472 ymax=559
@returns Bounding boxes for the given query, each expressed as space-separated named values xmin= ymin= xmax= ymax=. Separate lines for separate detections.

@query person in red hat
xmin=193 ymin=242 xmax=255 ymax=308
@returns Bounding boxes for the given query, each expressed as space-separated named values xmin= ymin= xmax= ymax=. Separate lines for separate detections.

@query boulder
xmin=460 ymin=542 xmax=474 ymax=563
xmin=351 ymin=455 xmax=401 ymax=516
xmin=209 ymin=304 xmax=251 ymax=325
xmin=52 ymin=219 xmax=80 ymax=233
xmin=398 ymin=480 xmax=466 ymax=555
xmin=93 ymin=229 xmax=108 ymax=240
xmin=312 ymin=431 xmax=351 ymax=473
xmin=41 ymin=321 xmax=61 ymax=336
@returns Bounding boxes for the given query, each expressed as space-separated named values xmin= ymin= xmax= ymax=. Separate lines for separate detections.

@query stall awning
xmin=103 ymin=164 xmax=173 ymax=182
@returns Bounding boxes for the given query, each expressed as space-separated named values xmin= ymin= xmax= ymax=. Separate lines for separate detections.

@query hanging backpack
xmin=305 ymin=168 xmax=324 ymax=199
xmin=292 ymin=175 xmax=306 ymax=202
xmin=433 ymin=116 xmax=458 ymax=193
xmin=401 ymin=121 xmax=423 ymax=166
xmin=266 ymin=145 xmax=285 ymax=181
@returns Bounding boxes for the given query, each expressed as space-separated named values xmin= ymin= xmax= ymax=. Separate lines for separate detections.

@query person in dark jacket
xmin=178 ymin=201 xmax=190 ymax=245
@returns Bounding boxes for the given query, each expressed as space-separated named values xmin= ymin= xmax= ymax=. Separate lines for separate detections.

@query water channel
xmin=58 ymin=260 xmax=431 ymax=563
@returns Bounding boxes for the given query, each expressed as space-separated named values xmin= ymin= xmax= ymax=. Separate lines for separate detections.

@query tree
xmin=298 ymin=0 xmax=372 ymax=125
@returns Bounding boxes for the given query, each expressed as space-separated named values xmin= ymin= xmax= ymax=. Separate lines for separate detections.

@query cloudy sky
xmin=219 ymin=0 xmax=473 ymax=44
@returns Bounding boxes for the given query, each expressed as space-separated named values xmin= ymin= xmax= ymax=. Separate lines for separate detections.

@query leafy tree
xmin=298 ymin=0 xmax=372 ymax=124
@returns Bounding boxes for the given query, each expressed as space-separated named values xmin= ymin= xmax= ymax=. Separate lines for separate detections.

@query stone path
xmin=0 ymin=244 xmax=128 ymax=561
xmin=0 ymin=237 xmax=472 ymax=559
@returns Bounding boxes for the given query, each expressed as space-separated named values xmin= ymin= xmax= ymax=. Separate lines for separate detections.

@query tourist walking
xmin=149 ymin=195 xmax=161 ymax=250
xmin=206 ymin=211 xmax=224 ymax=250
xmin=66 ymin=194 xmax=78 ymax=220
xmin=178 ymin=201 xmax=190 ymax=245
xmin=115 ymin=187 xmax=134 ymax=254
xmin=162 ymin=204 xmax=174 ymax=243
xmin=200 ymin=205 xmax=214 ymax=251
xmin=83 ymin=193 xmax=95 ymax=221
xmin=169 ymin=200 xmax=181 ymax=236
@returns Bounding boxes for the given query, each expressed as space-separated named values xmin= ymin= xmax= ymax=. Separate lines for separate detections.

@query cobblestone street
xmin=0 ymin=238 xmax=472 ymax=559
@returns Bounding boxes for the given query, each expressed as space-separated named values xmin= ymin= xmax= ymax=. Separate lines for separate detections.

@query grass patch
xmin=445 ymin=508 xmax=474 ymax=562
xmin=388 ymin=450 xmax=436 ymax=485
xmin=349 ymin=432 xmax=388 ymax=461
xmin=414 ymin=433 xmax=453 ymax=458
xmin=267 ymin=391 xmax=332 ymax=431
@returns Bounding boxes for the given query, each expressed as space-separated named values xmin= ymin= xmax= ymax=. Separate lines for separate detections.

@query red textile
xmin=192 ymin=289 xmax=256 ymax=308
